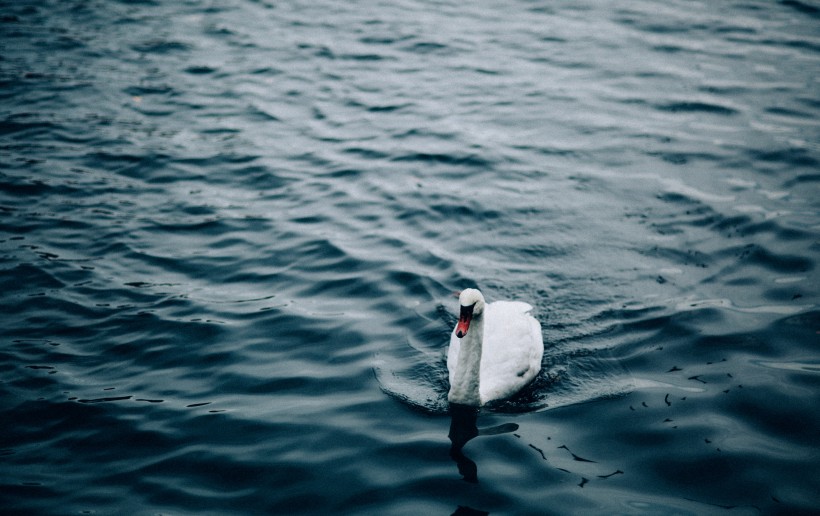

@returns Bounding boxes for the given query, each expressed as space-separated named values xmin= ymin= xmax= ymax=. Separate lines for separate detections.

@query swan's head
xmin=455 ymin=288 xmax=485 ymax=339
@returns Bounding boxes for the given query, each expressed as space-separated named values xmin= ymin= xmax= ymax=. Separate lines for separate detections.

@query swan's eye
xmin=459 ymin=303 xmax=475 ymax=315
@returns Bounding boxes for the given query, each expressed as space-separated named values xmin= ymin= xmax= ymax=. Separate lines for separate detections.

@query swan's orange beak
xmin=455 ymin=304 xmax=473 ymax=338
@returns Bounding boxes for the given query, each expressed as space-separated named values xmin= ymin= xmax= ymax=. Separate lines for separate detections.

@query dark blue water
xmin=2 ymin=1 xmax=819 ymax=514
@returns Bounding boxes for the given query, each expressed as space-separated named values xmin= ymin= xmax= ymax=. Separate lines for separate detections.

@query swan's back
xmin=447 ymin=300 xmax=543 ymax=404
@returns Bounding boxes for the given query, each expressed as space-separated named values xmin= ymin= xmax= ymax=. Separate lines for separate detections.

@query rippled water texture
xmin=1 ymin=0 xmax=819 ymax=514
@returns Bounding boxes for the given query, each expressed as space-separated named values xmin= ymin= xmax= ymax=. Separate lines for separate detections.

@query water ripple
xmin=1 ymin=0 xmax=819 ymax=513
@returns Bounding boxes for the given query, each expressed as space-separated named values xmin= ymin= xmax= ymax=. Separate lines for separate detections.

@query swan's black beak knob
xmin=456 ymin=304 xmax=474 ymax=338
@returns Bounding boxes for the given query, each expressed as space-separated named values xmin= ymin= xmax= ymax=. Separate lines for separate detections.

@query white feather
xmin=447 ymin=290 xmax=543 ymax=406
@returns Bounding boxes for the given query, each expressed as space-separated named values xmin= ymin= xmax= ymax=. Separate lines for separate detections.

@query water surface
xmin=1 ymin=0 xmax=819 ymax=514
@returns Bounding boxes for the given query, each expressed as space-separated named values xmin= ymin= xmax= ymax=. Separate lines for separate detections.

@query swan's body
xmin=447 ymin=289 xmax=543 ymax=406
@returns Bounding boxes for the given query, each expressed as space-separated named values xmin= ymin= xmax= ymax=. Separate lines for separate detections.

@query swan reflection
xmin=448 ymin=403 xmax=519 ymax=483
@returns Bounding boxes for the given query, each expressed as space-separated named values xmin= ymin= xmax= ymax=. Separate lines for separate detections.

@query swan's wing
xmin=491 ymin=300 xmax=533 ymax=314
xmin=479 ymin=301 xmax=544 ymax=403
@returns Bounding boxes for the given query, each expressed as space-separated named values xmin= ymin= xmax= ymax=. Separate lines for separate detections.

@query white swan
xmin=447 ymin=288 xmax=544 ymax=406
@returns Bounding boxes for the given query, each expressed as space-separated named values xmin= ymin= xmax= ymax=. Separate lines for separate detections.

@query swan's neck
xmin=449 ymin=313 xmax=484 ymax=406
